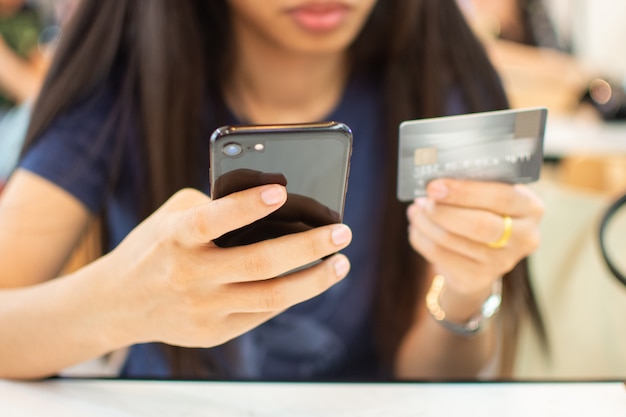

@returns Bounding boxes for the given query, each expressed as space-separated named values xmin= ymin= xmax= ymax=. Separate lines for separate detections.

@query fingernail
xmin=260 ymin=186 xmax=285 ymax=205
xmin=415 ymin=198 xmax=429 ymax=208
xmin=331 ymin=225 xmax=351 ymax=246
xmin=333 ymin=257 xmax=350 ymax=278
xmin=428 ymin=181 xmax=449 ymax=200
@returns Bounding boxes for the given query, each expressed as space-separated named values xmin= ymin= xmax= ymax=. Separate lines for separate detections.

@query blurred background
xmin=0 ymin=0 xmax=79 ymax=189
xmin=459 ymin=0 xmax=626 ymax=381
xmin=1 ymin=0 xmax=625 ymax=381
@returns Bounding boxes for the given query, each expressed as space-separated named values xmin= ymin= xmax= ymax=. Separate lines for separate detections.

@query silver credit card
xmin=397 ymin=107 xmax=547 ymax=202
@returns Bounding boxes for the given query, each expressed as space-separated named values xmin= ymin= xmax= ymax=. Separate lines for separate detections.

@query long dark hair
xmin=24 ymin=0 xmax=546 ymax=379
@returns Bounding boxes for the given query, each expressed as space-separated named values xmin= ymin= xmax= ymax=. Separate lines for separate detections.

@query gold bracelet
xmin=425 ymin=274 xmax=502 ymax=337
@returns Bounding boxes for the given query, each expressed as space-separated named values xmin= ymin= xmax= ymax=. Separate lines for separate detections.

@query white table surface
xmin=0 ymin=379 xmax=624 ymax=417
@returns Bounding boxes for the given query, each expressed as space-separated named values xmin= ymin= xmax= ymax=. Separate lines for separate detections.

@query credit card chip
xmin=414 ymin=147 xmax=438 ymax=166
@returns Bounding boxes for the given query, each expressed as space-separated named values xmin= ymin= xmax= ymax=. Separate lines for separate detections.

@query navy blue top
xmin=20 ymin=76 xmax=467 ymax=381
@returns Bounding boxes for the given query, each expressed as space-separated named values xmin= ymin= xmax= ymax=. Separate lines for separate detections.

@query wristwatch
xmin=425 ymin=274 xmax=502 ymax=337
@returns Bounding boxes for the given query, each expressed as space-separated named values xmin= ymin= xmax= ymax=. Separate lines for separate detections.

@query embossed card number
xmin=397 ymin=107 xmax=547 ymax=202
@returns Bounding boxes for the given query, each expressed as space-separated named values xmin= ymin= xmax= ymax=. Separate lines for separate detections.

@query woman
xmin=458 ymin=0 xmax=562 ymax=49
xmin=0 ymin=0 xmax=545 ymax=381
xmin=458 ymin=0 xmax=590 ymax=114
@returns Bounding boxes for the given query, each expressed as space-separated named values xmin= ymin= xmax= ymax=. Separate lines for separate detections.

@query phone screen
xmin=209 ymin=122 xmax=352 ymax=248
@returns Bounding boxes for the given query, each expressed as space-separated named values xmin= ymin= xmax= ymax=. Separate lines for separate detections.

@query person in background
xmin=458 ymin=0 xmax=563 ymax=49
xmin=0 ymin=0 xmax=45 ymax=112
xmin=0 ymin=0 xmax=545 ymax=381
xmin=0 ymin=0 xmax=45 ymax=190
xmin=457 ymin=0 xmax=594 ymax=116
xmin=0 ymin=0 xmax=79 ymax=191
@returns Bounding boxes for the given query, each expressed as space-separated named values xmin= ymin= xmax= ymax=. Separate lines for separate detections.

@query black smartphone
xmin=209 ymin=121 xmax=353 ymax=248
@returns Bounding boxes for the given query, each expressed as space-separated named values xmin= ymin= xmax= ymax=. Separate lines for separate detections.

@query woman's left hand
xmin=407 ymin=178 xmax=544 ymax=295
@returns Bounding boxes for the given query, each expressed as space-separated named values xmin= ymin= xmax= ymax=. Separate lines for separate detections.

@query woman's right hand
xmin=104 ymin=184 xmax=352 ymax=349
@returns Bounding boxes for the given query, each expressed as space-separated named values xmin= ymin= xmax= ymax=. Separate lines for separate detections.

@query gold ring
xmin=487 ymin=215 xmax=513 ymax=249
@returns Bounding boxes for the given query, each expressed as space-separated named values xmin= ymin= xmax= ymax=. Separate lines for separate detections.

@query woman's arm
xmin=396 ymin=178 xmax=543 ymax=379
xmin=0 ymin=169 xmax=352 ymax=380
xmin=0 ymin=170 xmax=91 ymax=287
xmin=0 ymin=170 xmax=112 ymax=378
xmin=395 ymin=266 xmax=498 ymax=379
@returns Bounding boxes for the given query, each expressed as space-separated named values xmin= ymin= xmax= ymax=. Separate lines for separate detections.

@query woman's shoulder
xmin=20 ymin=82 xmax=133 ymax=214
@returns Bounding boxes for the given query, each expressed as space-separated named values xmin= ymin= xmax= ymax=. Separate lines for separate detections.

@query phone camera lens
xmin=222 ymin=142 xmax=243 ymax=157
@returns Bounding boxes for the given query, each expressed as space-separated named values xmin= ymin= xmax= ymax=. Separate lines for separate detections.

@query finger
xmin=159 ymin=187 xmax=212 ymax=212
xmin=222 ymin=253 xmax=351 ymax=312
xmin=408 ymin=202 xmax=495 ymax=263
xmin=216 ymin=223 xmax=352 ymax=283
xmin=216 ymin=311 xmax=282 ymax=345
xmin=426 ymin=179 xmax=544 ymax=218
xmin=412 ymin=198 xmax=516 ymax=245
xmin=173 ymin=185 xmax=287 ymax=246
xmin=408 ymin=226 xmax=512 ymax=286
xmin=176 ymin=310 xmax=282 ymax=348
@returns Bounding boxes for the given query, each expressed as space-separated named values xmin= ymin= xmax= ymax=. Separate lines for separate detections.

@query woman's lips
xmin=287 ymin=3 xmax=351 ymax=33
